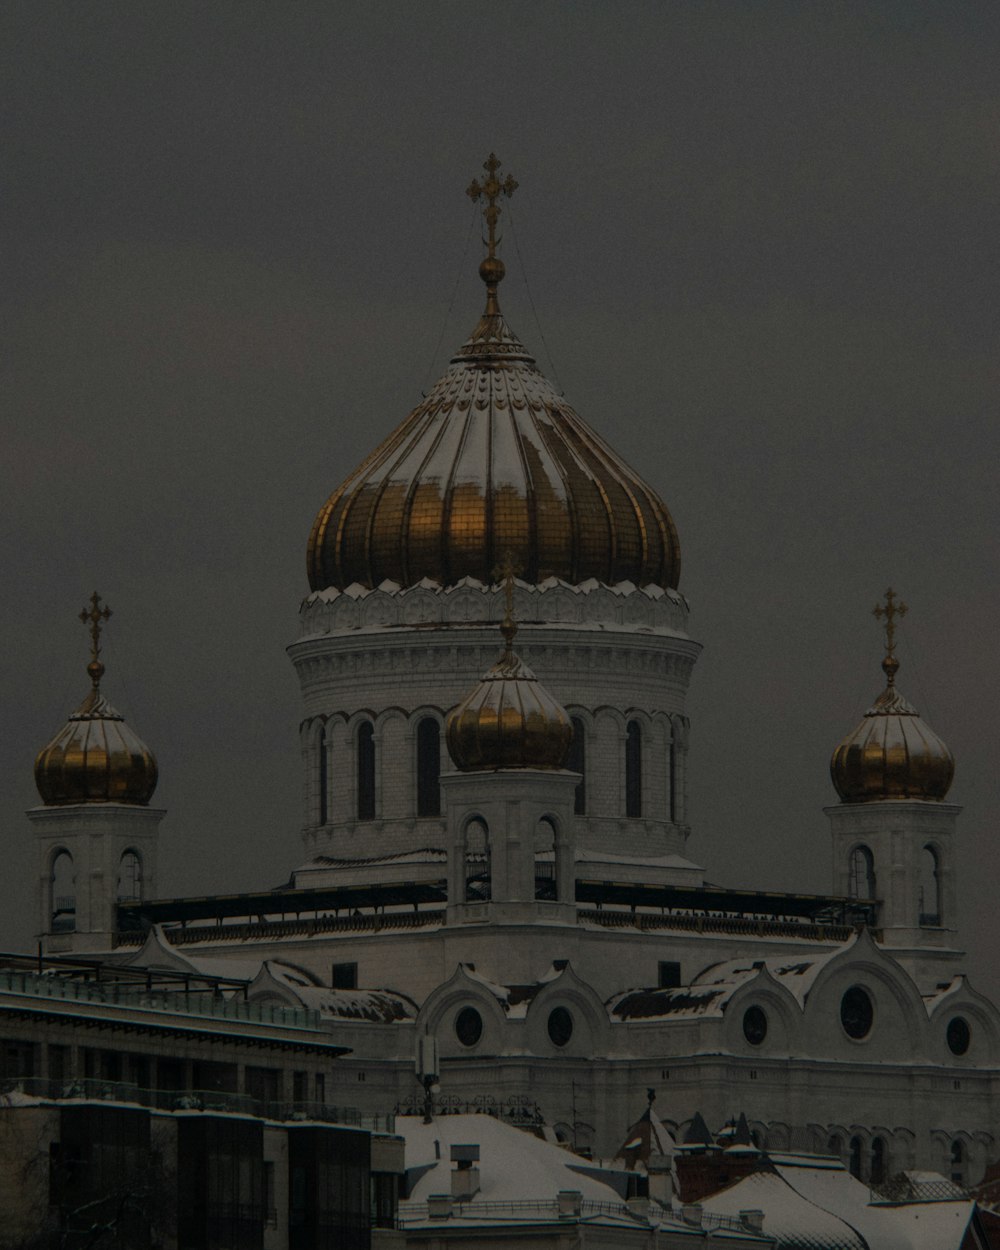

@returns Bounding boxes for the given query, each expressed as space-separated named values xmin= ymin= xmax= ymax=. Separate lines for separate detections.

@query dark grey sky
xmin=3 ymin=4 xmax=998 ymax=989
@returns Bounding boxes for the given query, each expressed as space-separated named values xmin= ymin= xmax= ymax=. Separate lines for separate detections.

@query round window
xmin=743 ymin=1005 xmax=768 ymax=1046
xmin=547 ymin=1006 xmax=574 ymax=1047
xmin=455 ymin=1006 xmax=483 ymax=1047
xmin=947 ymin=1016 xmax=971 ymax=1056
xmin=840 ymin=986 xmax=874 ymax=1040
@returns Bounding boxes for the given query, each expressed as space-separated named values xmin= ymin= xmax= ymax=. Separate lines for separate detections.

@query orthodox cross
xmin=873 ymin=587 xmax=907 ymax=685
xmin=467 ymin=154 xmax=517 ymax=314
xmin=79 ymin=591 xmax=112 ymax=687
xmin=493 ymin=552 xmax=522 ymax=654
xmin=466 ymin=153 xmax=518 ymax=263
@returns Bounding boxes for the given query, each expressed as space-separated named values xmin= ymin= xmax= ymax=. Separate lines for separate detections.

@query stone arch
xmin=927 ymin=982 xmax=1000 ymax=1064
xmin=534 ymin=816 xmax=558 ymax=900
xmin=805 ymin=933 xmax=928 ymax=1058
xmin=920 ymin=843 xmax=942 ymax=925
xmin=413 ymin=711 xmax=445 ymax=820
xmin=765 ymin=1122 xmax=791 ymax=1151
xmin=565 ymin=711 xmax=589 ymax=816
xmin=462 ymin=816 xmax=491 ymax=903
xmin=848 ymin=843 xmax=877 ymax=899
xmin=591 ymin=706 xmax=627 ymax=819
xmin=526 ymin=965 xmax=610 ymax=1059
xmin=725 ymin=970 xmax=802 ymax=1058
xmin=417 ymin=966 xmax=509 ymax=1059
xmin=348 ymin=712 xmax=378 ymax=821
xmin=625 ymin=715 xmax=640 ymax=820
xmin=50 ymin=848 xmax=76 ymax=933
xmin=116 ymin=848 xmax=143 ymax=902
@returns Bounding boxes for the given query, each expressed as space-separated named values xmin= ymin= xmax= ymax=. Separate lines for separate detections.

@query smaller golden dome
xmin=34 ymin=594 xmax=158 ymax=806
xmin=830 ymin=591 xmax=953 ymax=803
xmin=446 ymin=583 xmax=572 ymax=771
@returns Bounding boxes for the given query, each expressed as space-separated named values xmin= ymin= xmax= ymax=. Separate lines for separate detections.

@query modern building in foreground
xmin=17 ymin=157 xmax=1000 ymax=1197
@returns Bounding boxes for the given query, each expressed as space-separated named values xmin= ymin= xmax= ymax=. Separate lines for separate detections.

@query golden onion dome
xmin=830 ymin=591 xmax=954 ymax=803
xmin=307 ymin=155 xmax=680 ymax=594
xmin=446 ymin=596 xmax=572 ymax=772
xmin=34 ymin=595 xmax=158 ymax=807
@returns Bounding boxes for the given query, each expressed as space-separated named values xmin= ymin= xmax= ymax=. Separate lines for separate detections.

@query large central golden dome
xmin=308 ymin=158 xmax=680 ymax=593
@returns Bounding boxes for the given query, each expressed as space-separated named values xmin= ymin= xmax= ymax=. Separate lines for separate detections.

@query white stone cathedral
xmin=29 ymin=156 xmax=999 ymax=1187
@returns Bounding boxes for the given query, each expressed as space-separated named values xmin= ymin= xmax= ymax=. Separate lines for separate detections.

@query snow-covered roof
xmin=702 ymin=1167 xmax=866 ymax=1249
xmin=397 ymin=1112 xmax=628 ymax=1206
xmin=259 ymin=961 xmax=417 ymax=1023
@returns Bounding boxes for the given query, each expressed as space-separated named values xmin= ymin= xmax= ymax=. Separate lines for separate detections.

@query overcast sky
xmin=3 ymin=3 xmax=998 ymax=992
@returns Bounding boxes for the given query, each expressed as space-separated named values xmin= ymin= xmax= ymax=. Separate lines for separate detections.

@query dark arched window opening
xmin=465 ymin=821 xmax=490 ymax=902
xmin=318 ymin=725 xmax=328 ymax=826
xmin=849 ymin=846 xmax=876 ymax=900
xmin=357 ymin=721 xmax=376 ymax=821
xmin=567 ymin=718 xmax=586 ymax=815
xmin=625 ymin=721 xmax=642 ymax=818
xmin=920 ymin=846 xmax=941 ymax=926
xmin=827 ymin=1134 xmax=844 ymax=1161
xmin=668 ymin=737 xmax=677 ymax=822
xmin=416 ymin=718 xmax=441 ymax=818
xmin=51 ymin=851 xmax=76 ymax=934
xmin=117 ymin=850 xmax=143 ymax=902
xmin=951 ymin=1139 xmax=965 ymax=1185
xmin=535 ymin=818 xmax=557 ymax=900
xmin=871 ymin=1137 xmax=887 ymax=1186
xmin=849 ymin=1136 xmax=863 ymax=1180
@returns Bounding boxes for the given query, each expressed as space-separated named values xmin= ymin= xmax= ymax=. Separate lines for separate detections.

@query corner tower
xmin=289 ymin=156 xmax=701 ymax=892
xmin=30 ymin=594 xmax=164 ymax=953
xmin=826 ymin=589 xmax=960 ymax=983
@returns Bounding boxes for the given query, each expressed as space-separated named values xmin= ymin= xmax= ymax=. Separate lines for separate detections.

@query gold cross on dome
xmin=492 ymin=552 xmax=522 ymax=653
xmin=873 ymin=588 xmax=907 ymax=681
xmin=467 ymin=153 xmax=518 ymax=266
xmin=80 ymin=591 xmax=112 ymax=665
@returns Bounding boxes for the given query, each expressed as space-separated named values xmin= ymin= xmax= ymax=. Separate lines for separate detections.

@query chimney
xmin=682 ymin=1203 xmax=703 ymax=1227
xmin=740 ymin=1208 xmax=765 ymax=1233
xmin=558 ymin=1190 xmax=583 ymax=1217
xmin=450 ymin=1143 xmax=480 ymax=1200
xmin=647 ymin=1153 xmax=674 ymax=1206
xmin=427 ymin=1194 xmax=452 ymax=1219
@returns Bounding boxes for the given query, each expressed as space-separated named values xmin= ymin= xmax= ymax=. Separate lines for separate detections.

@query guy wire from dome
xmin=34 ymin=593 xmax=158 ymax=807
xmin=307 ymin=154 xmax=681 ymax=594
xmin=830 ymin=589 xmax=954 ymax=804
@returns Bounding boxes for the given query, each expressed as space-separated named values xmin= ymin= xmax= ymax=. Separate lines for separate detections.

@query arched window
xmin=464 ymin=820 xmax=491 ymax=902
xmin=849 ymin=846 xmax=876 ymax=899
xmin=318 ymin=725 xmax=328 ymax=826
xmin=117 ymin=850 xmax=143 ymax=902
xmin=668 ymin=735 xmax=677 ymax=822
xmin=950 ymin=1139 xmax=966 ymax=1186
xmin=827 ymin=1134 xmax=844 ymax=1161
xmin=416 ymin=718 xmax=441 ymax=818
xmin=51 ymin=851 xmax=76 ymax=933
xmin=535 ymin=818 xmax=557 ymax=900
xmin=567 ymin=718 xmax=586 ymax=816
xmin=849 ymin=1136 xmax=863 ymax=1180
xmin=625 ymin=721 xmax=642 ymax=818
xmin=357 ymin=721 xmax=376 ymax=821
xmin=920 ymin=846 xmax=941 ymax=926
xmin=871 ymin=1136 xmax=887 ymax=1186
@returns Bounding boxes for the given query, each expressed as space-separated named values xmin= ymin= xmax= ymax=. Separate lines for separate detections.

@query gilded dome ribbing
xmin=307 ymin=156 xmax=680 ymax=594
xmin=35 ymin=595 xmax=158 ymax=806
xmin=446 ymin=604 xmax=572 ymax=772
xmin=830 ymin=592 xmax=954 ymax=803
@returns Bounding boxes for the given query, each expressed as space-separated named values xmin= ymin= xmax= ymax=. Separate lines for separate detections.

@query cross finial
xmin=467 ymin=153 xmax=518 ymax=315
xmin=79 ymin=591 xmax=112 ymax=689
xmin=492 ymin=551 xmax=521 ymax=657
xmin=873 ymin=587 xmax=907 ymax=686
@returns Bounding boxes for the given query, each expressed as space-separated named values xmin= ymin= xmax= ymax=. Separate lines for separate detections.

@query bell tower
xmin=826 ymin=590 xmax=960 ymax=984
xmin=29 ymin=594 xmax=164 ymax=953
